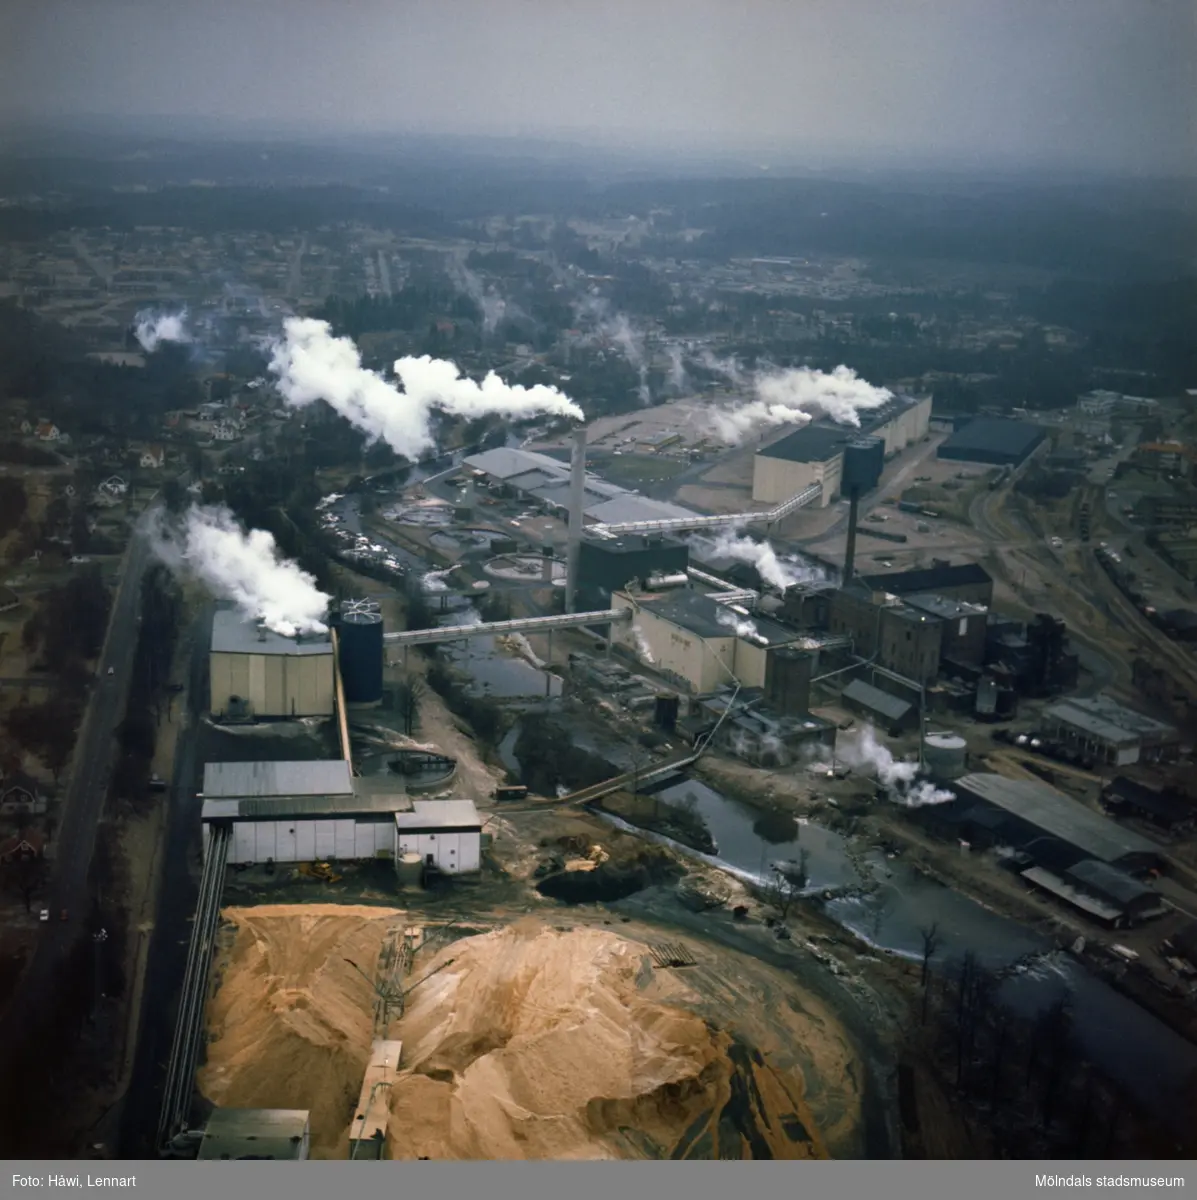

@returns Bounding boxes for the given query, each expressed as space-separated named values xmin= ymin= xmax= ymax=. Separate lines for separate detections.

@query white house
xmin=212 ymin=422 xmax=240 ymax=442
xmin=139 ymin=445 xmax=166 ymax=469
xmin=35 ymin=422 xmax=62 ymax=442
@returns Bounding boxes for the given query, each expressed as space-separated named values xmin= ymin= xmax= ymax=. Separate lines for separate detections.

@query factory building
xmin=828 ymin=586 xmax=944 ymax=686
xmin=200 ymin=760 xmax=482 ymax=873
xmin=936 ymin=417 xmax=1046 ymax=467
xmin=577 ymin=533 xmax=690 ymax=605
xmin=209 ymin=608 xmax=335 ymax=720
xmin=612 ymin=589 xmax=813 ymax=695
xmin=902 ymin=593 xmax=989 ymax=669
xmin=1020 ymin=859 xmax=1165 ymax=928
xmin=939 ymin=773 xmax=1162 ymax=874
xmin=985 ymin=613 xmax=1079 ymax=696
xmin=1042 ymin=694 xmax=1181 ymax=766
xmin=840 ymin=679 xmax=918 ymax=734
xmin=462 ymin=446 xmax=702 ymax=528
xmin=859 ymin=562 xmax=994 ymax=607
xmin=1102 ymin=777 xmax=1195 ymax=834
xmin=751 ymin=394 xmax=931 ymax=507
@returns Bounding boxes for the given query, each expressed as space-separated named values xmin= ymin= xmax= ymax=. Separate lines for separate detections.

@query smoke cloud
xmin=449 ymin=259 xmax=509 ymax=334
xmin=134 ymin=309 xmax=192 ymax=353
xmin=149 ymin=505 xmax=330 ymax=637
xmin=837 ymin=726 xmax=955 ymax=807
xmin=708 ymin=531 xmax=827 ymax=592
xmin=715 ymin=607 xmax=760 ymax=640
xmin=708 ymin=364 xmax=893 ymax=443
xmin=630 ymin=623 xmax=655 ymax=664
xmin=666 ymin=344 xmax=689 ymax=394
xmin=267 ymin=318 xmax=583 ymax=460
xmin=697 ymin=350 xmax=748 ymax=389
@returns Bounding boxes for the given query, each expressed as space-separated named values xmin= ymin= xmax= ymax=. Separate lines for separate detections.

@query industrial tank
xmin=339 ymin=600 xmax=384 ymax=705
xmin=923 ymin=733 xmax=968 ymax=782
xmin=395 ymin=852 xmax=424 ymax=889
xmin=841 ymin=436 xmax=885 ymax=494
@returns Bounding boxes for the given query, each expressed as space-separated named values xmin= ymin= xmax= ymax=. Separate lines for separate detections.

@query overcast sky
xmin=2 ymin=0 xmax=1193 ymax=174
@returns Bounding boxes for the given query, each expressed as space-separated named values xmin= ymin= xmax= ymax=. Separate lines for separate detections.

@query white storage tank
xmin=923 ymin=733 xmax=968 ymax=782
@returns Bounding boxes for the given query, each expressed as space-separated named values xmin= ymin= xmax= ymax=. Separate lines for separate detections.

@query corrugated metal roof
xmin=393 ymin=799 xmax=482 ymax=830
xmin=210 ymin=608 xmax=333 ymax=656
xmin=954 ymin=773 xmax=1159 ymax=864
xmin=202 ymin=760 xmax=353 ymax=798
xmin=203 ymin=791 xmax=411 ymax=821
xmin=1066 ymin=859 xmax=1154 ymax=906
xmin=585 ymin=495 xmax=700 ymax=525
xmin=1045 ymin=695 xmax=1177 ymax=743
xmin=841 ymin=679 xmax=913 ymax=723
xmin=1020 ymin=866 xmax=1123 ymax=921
xmin=462 ymin=447 xmax=569 ymax=481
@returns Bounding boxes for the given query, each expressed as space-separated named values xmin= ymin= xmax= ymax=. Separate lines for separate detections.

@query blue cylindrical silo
xmin=339 ymin=604 xmax=384 ymax=704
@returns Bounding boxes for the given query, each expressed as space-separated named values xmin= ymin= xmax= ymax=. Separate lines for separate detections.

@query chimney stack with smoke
xmin=565 ymin=426 xmax=588 ymax=614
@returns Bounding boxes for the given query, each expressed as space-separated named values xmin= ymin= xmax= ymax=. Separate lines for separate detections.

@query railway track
xmin=156 ymin=823 xmax=231 ymax=1153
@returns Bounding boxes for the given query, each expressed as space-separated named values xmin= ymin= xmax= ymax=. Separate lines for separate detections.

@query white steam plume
xmin=149 ymin=505 xmax=330 ymax=637
xmin=666 ymin=345 xmax=689 ymax=393
xmin=449 ymin=260 xmax=508 ymax=334
xmin=716 ymin=608 xmax=759 ymax=639
xmin=837 ymin=725 xmax=954 ymax=807
xmin=708 ymin=531 xmax=826 ymax=591
xmin=573 ymin=295 xmax=647 ymax=371
xmin=267 ymin=318 xmax=583 ymax=460
xmin=134 ymin=309 xmax=192 ymax=353
xmin=697 ymin=350 xmax=747 ymax=388
xmin=708 ymin=364 xmax=892 ymax=444
xmin=630 ymin=623 xmax=655 ymax=664
xmin=421 ymin=569 xmax=453 ymax=592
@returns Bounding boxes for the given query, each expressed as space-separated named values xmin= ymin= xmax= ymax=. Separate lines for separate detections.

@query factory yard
xmin=199 ymin=904 xmax=860 ymax=1160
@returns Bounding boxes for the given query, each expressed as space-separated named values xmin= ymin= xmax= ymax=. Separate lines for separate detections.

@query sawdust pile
xmin=200 ymin=906 xmax=831 ymax=1160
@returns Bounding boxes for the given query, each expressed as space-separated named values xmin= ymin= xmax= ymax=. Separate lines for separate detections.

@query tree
xmin=764 ymin=858 xmax=806 ymax=921
xmin=4 ymin=855 xmax=46 ymax=913
xmin=919 ymin=921 xmax=941 ymax=1023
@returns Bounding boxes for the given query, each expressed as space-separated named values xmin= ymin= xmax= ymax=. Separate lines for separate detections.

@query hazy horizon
xmin=2 ymin=0 xmax=1195 ymax=178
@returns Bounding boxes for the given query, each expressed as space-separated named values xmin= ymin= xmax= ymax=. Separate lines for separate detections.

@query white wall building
xmin=200 ymin=760 xmax=483 ymax=873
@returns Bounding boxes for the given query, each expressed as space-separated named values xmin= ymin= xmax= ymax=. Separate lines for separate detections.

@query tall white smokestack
xmin=565 ymin=426 xmax=587 ymax=613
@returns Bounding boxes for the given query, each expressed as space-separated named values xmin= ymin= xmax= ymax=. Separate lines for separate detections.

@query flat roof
xmin=1045 ymin=695 xmax=1177 ymax=745
xmin=203 ymin=790 xmax=412 ymax=821
xmin=903 ymin=593 xmax=989 ymax=621
xmin=585 ymin=495 xmax=701 ymax=525
xmin=639 ymin=590 xmax=799 ymax=647
xmin=210 ymin=608 xmax=333 ymax=656
xmin=462 ymin=446 xmax=570 ymax=481
xmin=954 ymin=773 xmax=1160 ymax=864
xmin=938 ymin=417 xmax=1045 ymax=463
xmin=203 ymin=759 xmax=354 ymax=799
xmin=859 ymin=563 xmax=993 ymax=595
xmin=841 ymin=678 xmax=913 ymax=723
xmin=393 ymin=799 xmax=482 ymax=831
xmin=198 ymin=1109 xmax=310 ymax=1160
xmin=758 ymin=422 xmax=857 ymax=465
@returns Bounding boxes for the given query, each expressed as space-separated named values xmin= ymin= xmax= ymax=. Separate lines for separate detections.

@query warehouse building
xmin=612 ymin=588 xmax=812 ymax=695
xmin=200 ymin=761 xmax=482 ymax=873
xmin=944 ymin=773 xmax=1162 ymax=874
xmin=859 ymin=562 xmax=994 ymax=606
xmin=840 ymin=678 xmax=917 ymax=734
xmin=209 ymin=608 xmax=335 ymax=720
xmin=751 ymin=394 xmax=932 ymax=506
xmin=1019 ymin=860 xmax=1164 ymax=928
xmin=1042 ymin=694 xmax=1181 ymax=766
xmin=936 ymin=417 xmax=1046 ymax=467
xmin=1102 ymin=776 xmax=1195 ymax=834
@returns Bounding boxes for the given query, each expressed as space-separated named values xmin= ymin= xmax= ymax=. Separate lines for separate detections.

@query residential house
xmin=0 ymin=828 xmax=46 ymax=864
xmin=140 ymin=445 xmax=166 ymax=469
xmin=35 ymin=422 xmax=62 ymax=442
xmin=0 ymin=771 xmax=45 ymax=817
xmin=212 ymin=422 xmax=240 ymax=442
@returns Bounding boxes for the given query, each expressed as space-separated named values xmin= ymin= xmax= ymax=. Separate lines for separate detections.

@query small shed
xmin=840 ymin=679 xmax=916 ymax=734
xmin=1064 ymin=859 xmax=1165 ymax=924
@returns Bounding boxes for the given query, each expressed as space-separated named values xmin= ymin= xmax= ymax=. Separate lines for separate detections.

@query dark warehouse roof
xmin=758 ymin=422 xmax=858 ymax=464
xmin=860 ymin=562 xmax=993 ymax=595
xmin=841 ymin=679 xmax=913 ymax=723
xmin=937 ymin=417 xmax=1046 ymax=465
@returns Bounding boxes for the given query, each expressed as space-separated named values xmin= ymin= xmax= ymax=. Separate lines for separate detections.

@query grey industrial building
xmin=1020 ymin=860 xmax=1165 ymax=928
xmin=936 ymin=417 xmax=1047 ymax=467
xmin=577 ymin=533 xmax=690 ymax=602
xmin=940 ymin=773 xmax=1162 ymax=874
xmin=1042 ymin=694 xmax=1181 ymax=766
xmin=752 ymin=394 xmax=932 ymax=507
xmin=840 ymin=678 xmax=917 ymax=734
xmin=199 ymin=760 xmax=482 ymax=873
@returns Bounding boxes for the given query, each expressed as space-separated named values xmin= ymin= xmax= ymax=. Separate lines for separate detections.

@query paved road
xmin=0 ymin=527 xmax=155 ymax=1142
xmin=118 ymin=607 xmax=211 ymax=1157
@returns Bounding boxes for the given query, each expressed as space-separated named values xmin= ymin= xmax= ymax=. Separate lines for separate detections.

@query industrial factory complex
xmin=143 ymin=390 xmax=1195 ymax=1164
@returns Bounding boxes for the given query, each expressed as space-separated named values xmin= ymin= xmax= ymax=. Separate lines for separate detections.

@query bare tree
xmin=764 ymin=857 xmax=807 ymax=921
xmin=919 ymin=921 xmax=940 ymax=1024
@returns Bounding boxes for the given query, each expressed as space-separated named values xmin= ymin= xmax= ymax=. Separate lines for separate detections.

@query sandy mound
xmin=200 ymin=907 xmax=830 ymax=1160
